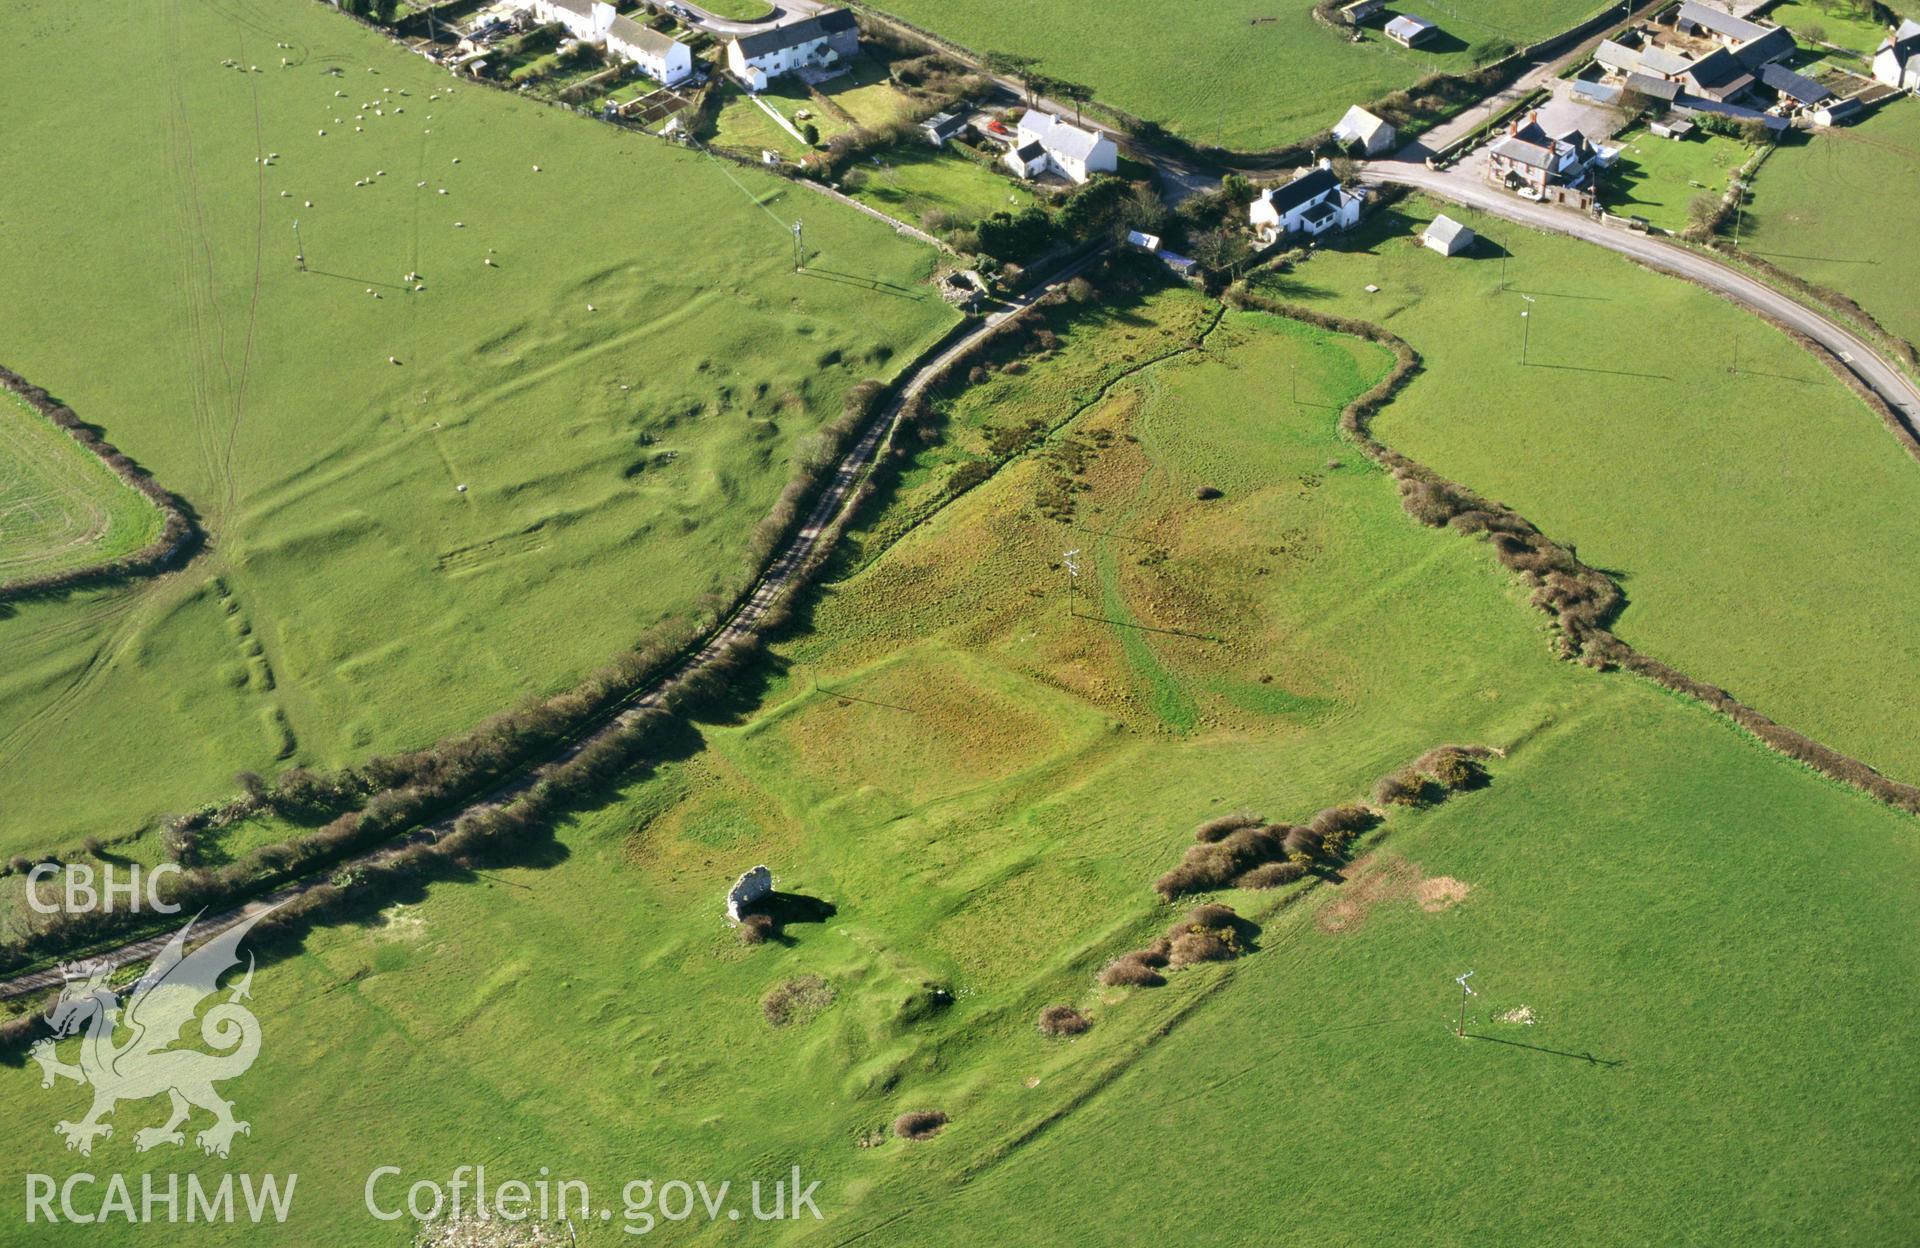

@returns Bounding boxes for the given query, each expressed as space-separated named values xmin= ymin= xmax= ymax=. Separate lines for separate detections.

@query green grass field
xmin=695 ymin=0 xmax=774 ymax=19
xmin=843 ymin=145 xmax=1033 ymax=229
xmin=1605 ymin=124 xmax=1757 ymax=232
xmin=1767 ymin=0 xmax=1889 ymax=55
xmin=1742 ymin=105 xmax=1920 ymax=356
xmin=0 ymin=0 xmax=955 ymax=857
xmin=1270 ymin=197 xmax=1920 ymax=782
xmin=869 ymin=0 xmax=1602 ymax=150
xmin=7 ymin=276 xmax=1915 ymax=1244
xmin=0 ymin=395 xmax=164 ymax=584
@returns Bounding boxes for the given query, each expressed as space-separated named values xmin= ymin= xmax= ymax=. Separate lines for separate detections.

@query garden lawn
xmin=868 ymin=0 xmax=1603 ymax=150
xmin=695 ymin=0 xmax=773 ymax=19
xmin=0 ymin=395 xmax=164 ymax=583
xmin=0 ymin=0 xmax=954 ymax=857
xmin=1605 ymin=123 xmax=1757 ymax=232
xmin=843 ymin=144 xmax=1033 ymax=229
xmin=6 ymin=280 xmax=1915 ymax=1245
xmin=1266 ymin=195 xmax=1920 ymax=781
xmin=1767 ymin=0 xmax=1892 ymax=55
xmin=1741 ymin=105 xmax=1920 ymax=356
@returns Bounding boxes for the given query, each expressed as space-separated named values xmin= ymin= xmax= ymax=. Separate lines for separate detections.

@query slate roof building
xmin=1385 ymin=14 xmax=1439 ymax=47
xmin=606 ymin=16 xmax=694 ymax=86
xmin=1248 ymin=162 xmax=1367 ymax=244
xmin=1873 ymin=19 xmax=1920 ymax=90
xmin=1422 ymin=214 xmax=1475 ymax=256
xmin=1332 ymin=105 xmax=1397 ymax=156
xmin=726 ymin=9 xmax=859 ymax=90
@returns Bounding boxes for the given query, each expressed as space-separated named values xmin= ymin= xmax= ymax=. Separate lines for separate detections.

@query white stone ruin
xmin=726 ymin=865 xmax=773 ymax=922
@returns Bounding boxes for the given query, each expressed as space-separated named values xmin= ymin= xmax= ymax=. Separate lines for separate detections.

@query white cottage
xmin=1004 ymin=110 xmax=1117 ymax=184
xmin=606 ymin=15 xmax=693 ymax=86
xmin=726 ymin=8 xmax=860 ymax=91
xmin=1249 ymin=161 xmax=1366 ymax=244
xmin=529 ymin=0 xmax=613 ymax=42
xmin=1874 ymin=19 xmax=1920 ymax=89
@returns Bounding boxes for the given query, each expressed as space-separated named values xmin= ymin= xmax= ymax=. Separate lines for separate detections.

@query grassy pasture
xmin=1741 ymin=104 xmax=1920 ymax=356
xmin=6 ymin=282 xmax=1915 ymax=1244
xmin=0 ymin=395 xmax=164 ymax=583
xmin=868 ymin=0 xmax=1603 ymax=150
xmin=0 ymin=0 xmax=955 ymax=856
xmin=1606 ymin=124 xmax=1756 ymax=232
xmin=1268 ymin=196 xmax=1920 ymax=781
xmin=842 ymin=144 xmax=1034 ymax=228
xmin=694 ymin=0 xmax=775 ymax=18
xmin=1768 ymin=0 xmax=1892 ymax=54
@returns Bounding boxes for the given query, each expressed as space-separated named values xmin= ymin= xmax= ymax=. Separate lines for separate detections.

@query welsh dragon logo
xmin=31 ymin=908 xmax=276 ymax=1158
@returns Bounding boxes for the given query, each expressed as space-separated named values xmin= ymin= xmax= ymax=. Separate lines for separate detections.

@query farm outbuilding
xmin=1385 ymin=15 xmax=1438 ymax=48
xmin=1812 ymin=97 xmax=1864 ymax=127
xmin=1422 ymin=215 xmax=1475 ymax=256
xmin=920 ymin=109 xmax=969 ymax=147
xmin=1332 ymin=105 xmax=1397 ymax=156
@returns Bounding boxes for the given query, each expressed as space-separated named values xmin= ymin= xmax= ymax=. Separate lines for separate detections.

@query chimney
xmin=1317 ymin=156 xmax=1332 ymax=171
xmin=1508 ymin=117 xmax=1518 ymax=136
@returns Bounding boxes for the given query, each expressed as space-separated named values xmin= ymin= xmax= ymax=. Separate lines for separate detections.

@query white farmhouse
xmin=1873 ymin=19 xmax=1920 ymax=90
xmin=1249 ymin=161 xmax=1366 ymax=245
xmin=606 ymin=15 xmax=693 ymax=86
xmin=529 ymin=0 xmax=613 ymax=42
xmin=1003 ymin=110 xmax=1117 ymax=184
xmin=1332 ymin=105 xmax=1397 ymax=156
xmin=725 ymin=8 xmax=860 ymax=91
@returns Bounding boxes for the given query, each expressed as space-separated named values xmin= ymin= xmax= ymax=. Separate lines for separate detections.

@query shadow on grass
xmin=798 ymin=268 xmax=926 ymax=301
xmin=751 ymin=891 xmax=838 ymax=947
xmin=1465 ymin=1032 xmax=1624 ymax=1067
xmin=1522 ymin=361 xmax=1674 ymax=381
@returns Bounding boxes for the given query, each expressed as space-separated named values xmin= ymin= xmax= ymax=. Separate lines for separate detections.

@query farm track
xmin=0 ymin=254 xmax=1098 ymax=1003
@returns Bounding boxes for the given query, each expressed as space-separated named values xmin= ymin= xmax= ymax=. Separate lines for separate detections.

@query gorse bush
xmin=1098 ymin=953 xmax=1166 ymax=987
xmin=1236 ymin=860 xmax=1305 ymax=889
xmin=1037 ymin=1004 xmax=1091 ymax=1036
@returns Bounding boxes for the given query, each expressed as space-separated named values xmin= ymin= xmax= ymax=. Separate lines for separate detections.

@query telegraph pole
xmin=791 ymin=219 xmax=805 ymax=271
xmin=1063 ymin=548 xmax=1080 ymax=618
xmin=1454 ymin=970 xmax=1476 ymax=1037
xmin=293 ymin=219 xmax=306 ymax=271
xmin=1519 ymin=294 xmax=1536 ymax=366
